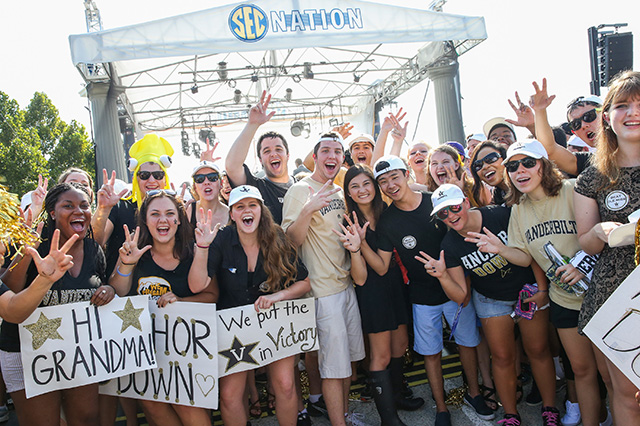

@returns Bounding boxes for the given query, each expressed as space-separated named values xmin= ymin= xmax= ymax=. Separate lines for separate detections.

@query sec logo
xmin=229 ymin=4 xmax=269 ymax=42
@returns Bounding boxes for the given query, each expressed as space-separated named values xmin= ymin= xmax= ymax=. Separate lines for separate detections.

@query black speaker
xmin=602 ymin=32 xmax=633 ymax=85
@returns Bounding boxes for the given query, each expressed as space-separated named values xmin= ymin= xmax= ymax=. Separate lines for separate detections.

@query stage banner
xmin=100 ymin=301 xmax=219 ymax=409
xmin=217 ymin=297 xmax=317 ymax=377
xmin=584 ymin=264 xmax=640 ymax=389
xmin=20 ymin=295 xmax=154 ymax=398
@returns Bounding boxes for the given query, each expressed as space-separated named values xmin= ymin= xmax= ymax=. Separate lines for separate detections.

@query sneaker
xmin=297 ymin=411 xmax=311 ymax=426
xmin=497 ymin=414 xmax=522 ymax=426
xmin=306 ymin=397 xmax=327 ymax=417
xmin=526 ymin=381 xmax=542 ymax=406
xmin=0 ymin=406 xmax=7 ymax=423
xmin=542 ymin=406 xmax=561 ymax=426
xmin=599 ymin=409 xmax=613 ymax=426
xmin=346 ymin=411 xmax=371 ymax=426
xmin=464 ymin=393 xmax=495 ymax=421
xmin=434 ymin=411 xmax=451 ymax=426
xmin=561 ymin=400 xmax=581 ymax=426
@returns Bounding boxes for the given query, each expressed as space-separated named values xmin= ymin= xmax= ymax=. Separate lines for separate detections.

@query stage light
xmin=329 ymin=118 xmax=339 ymax=127
xmin=291 ymin=120 xmax=311 ymax=138
xmin=285 ymin=88 xmax=292 ymax=102
xmin=181 ymin=131 xmax=190 ymax=156
xmin=251 ymin=74 xmax=259 ymax=82
xmin=217 ymin=62 xmax=228 ymax=80
xmin=353 ymin=73 xmax=361 ymax=83
xmin=199 ymin=129 xmax=215 ymax=143
xmin=303 ymin=62 xmax=314 ymax=79
xmin=191 ymin=84 xmax=199 ymax=94
xmin=292 ymin=74 xmax=301 ymax=83
xmin=234 ymin=89 xmax=242 ymax=104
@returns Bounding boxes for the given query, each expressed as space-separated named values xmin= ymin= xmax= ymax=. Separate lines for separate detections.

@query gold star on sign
xmin=113 ymin=298 xmax=145 ymax=332
xmin=24 ymin=312 xmax=63 ymax=350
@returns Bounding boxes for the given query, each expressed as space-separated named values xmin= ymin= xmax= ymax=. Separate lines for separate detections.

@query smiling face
xmin=230 ymin=197 xmax=262 ymax=235
xmin=506 ymin=154 xmax=542 ymax=195
xmin=440 ymin=199 xmax=470 ymax=232
xmin=259 ymin=136 xmax=289 ymax=180
xmin=488 ymin=126 xmax=516 ymax=147
xmin=408 ymin=143 xmax=430 ymax=173
xmin=606 ymin=96 xmax=640 ymax=145
xmin=51 ymin=187 xmax=92 ymax=240
xmin=377 ymin=169 xmax=409 ymax=202
xmin=193 ymin=167 xmax=221 ymax=202
xmin=220 ymin=174 xmax=231 ymax=202
xmin=475 ymin=147 xmax=505 ymax=187
xmin=429 ymin=151 xmax=459 ymax=186
xmin=145 ymin=196 xmax=179 ymax=244
xmin=313 ymin=140 xmax=344 ymax=182
xmin=569 ymin=104 xmax=601 ymax=147
xmin=347 ymin=172 xmax=376 ymax=206
xmin=350 ymin=141 xmax=374 ymax=165
xmin=137 ymin=162 xmax=166 ymax=197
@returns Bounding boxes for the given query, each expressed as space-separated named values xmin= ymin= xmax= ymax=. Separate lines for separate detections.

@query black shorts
xmin=549 ymin=300 xmax=579 ymax=329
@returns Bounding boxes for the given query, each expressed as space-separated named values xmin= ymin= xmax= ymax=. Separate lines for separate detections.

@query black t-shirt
xmin=572 ymin=152 xmax=593 ymax=178
xmin=129 ymin=252 xmax=196 ymax=300
xmin=228 ymin=164 xmax=293 ymax=225
xmin=377 ymin=193 xmax=449 ymax=306
xmin=442 ymin=206 xmax=535 ymax=301
xmin=106 ymin=200 xmax=137 ymax=277
xmin=208 ymin=226 xmax=308 ymax=310
xmin=493 ymin=187 xmax=507 ymax=206
xmin=0 ymin=238 xmax=106 ymax=352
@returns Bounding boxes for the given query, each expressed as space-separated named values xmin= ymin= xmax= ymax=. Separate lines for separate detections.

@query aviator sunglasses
xmin=146 ymin=189 xmax=177 ymax=197
xmin=436 ymin=204 xmax=463 ymax=220
xmin=504 ymin=157 xmax=538 ymax=173
xmin=472 ymin=152 xmax=502 ymax=172
xmin=137 ymin=170 xmax=165 ymax=181
xmin=193 ymin=172 xmax=220 ymax=184
xmin=569 ymin=109 xmax=598 ymax=131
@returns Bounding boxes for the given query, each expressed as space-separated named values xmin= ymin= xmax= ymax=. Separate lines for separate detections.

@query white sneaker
xmin=599 ymin=410 xmax=612 ymax=426
xmin=346 ymin=411 xmax=371 ymax=426
xmin=561 ymin=400 xmax=581 ymax=426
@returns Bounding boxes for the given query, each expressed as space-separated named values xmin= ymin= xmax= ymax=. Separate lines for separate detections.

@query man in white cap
xmin=483 ymin=118 xmax=518 ymax=147
xmin=282 ymin=132 xmax=366 ymax=426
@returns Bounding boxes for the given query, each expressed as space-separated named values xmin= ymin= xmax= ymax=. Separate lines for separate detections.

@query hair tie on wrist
xmin=116 ymin=265 xmax=132 ymax=277
xmin=196 ymin=243 xmax=210 ymax=249
xmin=350 ymin=248 xmax=361 ymax=253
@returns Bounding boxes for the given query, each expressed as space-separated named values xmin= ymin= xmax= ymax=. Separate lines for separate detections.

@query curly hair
xmin=469 ymin=141 xmax=506 ymax=204
xmin=137 ymin=191 xmax=194 ymax=261
xmin=504 ymin=157 xmax=564 ymax=206
xmin=593 ymin=71 xmax=640 ymax=190
xmin=343 ymin=164 xmax=384 ymax=227
xmin=43 ymin=182 xmax=93 ymax=241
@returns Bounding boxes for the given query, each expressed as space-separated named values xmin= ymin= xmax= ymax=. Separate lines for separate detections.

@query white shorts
xmin=315 ymin=286 xmax=365 ymax=379
xmin=0 ymin=350 xmax=24 ymax=393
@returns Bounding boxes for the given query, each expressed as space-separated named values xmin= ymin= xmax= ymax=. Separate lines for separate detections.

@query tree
xmin=0 ymin=91 xmax=95 ymax=196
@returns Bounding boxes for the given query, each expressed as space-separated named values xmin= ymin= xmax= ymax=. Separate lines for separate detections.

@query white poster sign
xmin=20 ymin=295 xmax=155 ymax=398
xmin=584 ymin=264 xmax=640 ymax=389
xmin=100 ymin=301 xmax=219 ymax=409
xmin=217 ymin=298 xmax=317 ymax=377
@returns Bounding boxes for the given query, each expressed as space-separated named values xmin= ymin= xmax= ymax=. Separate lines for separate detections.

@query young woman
xmin=406 ymin=142 xmax=431 ymax=186
xmin=467 ymin=139 xmax=601 ymax=426
xmin=189 ymin=185 xmax=311 ymax=426
xmin=110 ymin=190 xmax=216 ymax=426
xmin=340 ymin=165 xmax=417 ymax=425
xmin=574 ymin=70 xmax=640 ymax=423
xmin=0 ymin=182 xmax=115 ymax=426
xmin=187 ymin=161 xmax=229 ymax=229
xmin=469 ymin=141 xmax=508 ymax=206
xmin=430 ymin=183 xmax=555 ymax=426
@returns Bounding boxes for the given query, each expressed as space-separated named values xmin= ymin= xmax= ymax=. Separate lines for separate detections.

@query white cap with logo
xmin=431 ymin=184 xmax=466 ymax=216
xmin=373 ymin=155 xmax=407 ymax=179
xmin=228 ymin=185 xmax=264 ymax=207
xmin=504 ymin=139 xmax=549 ymax=162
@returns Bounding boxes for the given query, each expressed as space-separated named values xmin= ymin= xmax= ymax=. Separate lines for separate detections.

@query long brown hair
xmin=469 ymin=141 xmax=506 ymax=204
xmin=343 ymin=164 xmax=384 ymax=227
xmin=427 ymin=145 xmax=485 ymax=206
xmin=504 ymin=157 xmax=564 ymax=206
xmin=594 ymin=71 xmax=640 ymax=189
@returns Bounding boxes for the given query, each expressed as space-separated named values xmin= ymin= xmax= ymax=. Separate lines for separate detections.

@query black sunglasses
xmin=193 ymin=172 xmax=220 ymax=184
xmin=472 ymin=152 xmax=502 ymax=172
xmin=504 ymin=157 xmax=538 ymax=173
xmin=137 ymin=170 xmax=165 ymax=181
xmin=146 ymin=189 xmax=177 ymax=197
xmin=569 ymin=109 xmax=598 ymax=131
xmin=436 ymin=204 xmax=463 ymax=220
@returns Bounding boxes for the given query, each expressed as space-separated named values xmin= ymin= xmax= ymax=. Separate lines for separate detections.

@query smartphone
xmin=519 ymin=290 xmax=530 ymax=312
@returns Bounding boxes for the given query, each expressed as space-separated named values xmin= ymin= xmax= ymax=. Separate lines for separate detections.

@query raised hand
xmin=415 ymin=250 xmax=446 ymax=278
xmin=332 ymin=122 xmax=354 ymax=140
xmin=97 ymin=169 xmax=128 ymax=210
xmin=200 ymin=138 xmax=222 ymax=163
xmin=248 ymin=90 xmax=275 ymax=126
xmin=464 ymin=227 xmax=505 ymax=254
xmin=26 ymin=229 xmax=78 ymax=282
xmin=443 ymin=164 xmax=464 ymax=189
xmin=29 ymin=174 xmax=48 ymax=213
xmin=506 ymin=91 xmax=535 ymax=129
xmin=305 ymin=181 xmax=341 ymax=213
xmin=118 ymin=225 xmax=152 ymax=265
xmin=195 ymin=208 xmax=221 ymax=247
xmin=346 ymin=211 xmax=369 ymax=241
xmin=388 ymin=108 xmax=408 ymax=142
xmin=332 ymin=222 xmax=362 ymax=253
xmin=529 ymin=78 xmax=556 ymax=111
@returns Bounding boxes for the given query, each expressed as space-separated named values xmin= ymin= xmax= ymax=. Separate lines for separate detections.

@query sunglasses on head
xmin=193 ymin=172 xmax=219 ymax=184
xmin=569 ymin=109 xmax=598 ymax=131
xmin=504 ymin=157 xmax=538 ymax=173
xmin=137 ymin=170 xmax=165 ymax=181
xmin=436 ymin=203 xmax=463 ymax=220
xmin=146 ymin=189 xmax=177 ymax=198
xmin=472 ymin=152 xmax=502 ymax=172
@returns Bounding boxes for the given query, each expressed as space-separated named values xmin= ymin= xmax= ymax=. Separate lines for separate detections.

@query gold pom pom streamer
xmin=635 ymin=219 xmax=640 ymax=266
xmin=0 ymin=185 xmax=39 ymax=257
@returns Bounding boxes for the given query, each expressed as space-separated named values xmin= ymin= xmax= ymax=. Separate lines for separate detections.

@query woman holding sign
xmin=189 ymin=185 xmax=310 ymax=426
xmin=0 ymin=182 xmax=115 ymax=426
xmin=110 ymin=190 xmax=217 ymax=426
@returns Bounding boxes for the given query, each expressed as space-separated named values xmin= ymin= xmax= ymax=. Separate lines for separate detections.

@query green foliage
xmin=0 ymin=91 xmax=94 ymax=196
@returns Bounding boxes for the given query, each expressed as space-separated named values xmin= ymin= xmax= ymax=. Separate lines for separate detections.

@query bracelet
xmin=196 ymin=243 xmax=210 ymax=249
xmin=121 ymin=261 xmax=137 ymax=266
xmin=116 ymin=265 xmax=132 ymax=277
xmin=350 ymin=248 xmax=361 ymax=254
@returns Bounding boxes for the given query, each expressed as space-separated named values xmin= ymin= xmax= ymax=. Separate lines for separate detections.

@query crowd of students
xmin=0 ymin=71 xmax=639 ymax=426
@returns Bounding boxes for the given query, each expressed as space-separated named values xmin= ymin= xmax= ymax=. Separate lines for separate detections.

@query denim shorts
xmin=413 ymin=300 xmax=480 ymax=356
xmin=472 ymin=290 xmax=517 ymax=319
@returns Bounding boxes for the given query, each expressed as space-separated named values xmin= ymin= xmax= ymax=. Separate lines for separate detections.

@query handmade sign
xmin=101 ymin=301 xmax=218 ymax=409
xmin=584 ymin=264 xmax=640 ymax=389
xmin=20 ymin=295 xmax=154 ymax=398
xmin=217 ymin=297 xmax=317 ymax=377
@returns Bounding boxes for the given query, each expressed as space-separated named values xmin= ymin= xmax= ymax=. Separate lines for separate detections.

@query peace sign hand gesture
xmin=464 ymin=227 xmax=505 ymax=254
xmin=118 ymin=225 xmax=152 ymax=265
xmin=415 ymin=250 xmax=447 ymax=278
xmin=529 ymin=78 xmax=556 ymax=112
xmin=195 ymin=208 xmax=221 ymax=248
xmin=332 ymin=222 xmax=362 ymax=253
xmin=305 ymin=181 xmax=341 ymax=214
xmin=248 ymin=90 xmax=276 ymax=126
xmin=27 ymin=229 xmax=78 ymax=283
xmin=506 ymin=91 xmax=535 ymax=129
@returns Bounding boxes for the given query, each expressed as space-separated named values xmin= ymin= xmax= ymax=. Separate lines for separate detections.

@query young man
xmin=225 ymin=91 xmax=294 ymax=224
xmin=360 ymin=155 xmax=492 ymax=426
xmin=483 ymin=117 xmax=518 ymax=147
xmin=282 ymin=133 xmax=366 ymax=426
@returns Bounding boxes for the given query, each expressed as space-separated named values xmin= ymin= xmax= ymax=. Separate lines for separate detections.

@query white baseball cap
xmin=373 ymin=155 xmax=407 ymax=179
xmin=567 ymin=135 xmax=590 ymax=148
xmin=504 ymin=140 xmax=549 ymax=162
xmin=347 ymin=134 xmax=375 ymax=149
xmin=20 ymin=191 xmax=33 ymax=211
xmin=192 ymin=161 xmax=221 ymax=176
xmin=228 ymin=185 xmax=264 ymax=207
xmin=466 ymin=133 xmax=486 ymax=143
xmin=483 ymin=117 xmax=516 ymax=139
xmin=431 ymin=184 xmax=466 ymax=216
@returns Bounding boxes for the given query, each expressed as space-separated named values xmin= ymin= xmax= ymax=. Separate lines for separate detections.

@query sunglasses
xmin=193 ymin=172 xmax=220 ymax=184
xmin=409 ymin=148 xmax=429 ymax=157
xmin=436 ymin=203 xmax=463 ymax=220
xmin=569 ymin=109 xmax=598 ymax=131
xmin=146 ymin=189 xmax=177 ymax=197
xmin=137 ymin=170 xmax=165 ymax=181
xmin=504 ymin=157 xmax=538 ymax=173
xmin=472 ymin=152 xmax=502 ymax=172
